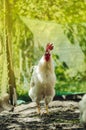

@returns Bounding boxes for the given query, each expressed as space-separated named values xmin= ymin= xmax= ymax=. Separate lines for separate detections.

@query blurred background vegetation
xmin=0 ymin=0 xmax=86 ymax=102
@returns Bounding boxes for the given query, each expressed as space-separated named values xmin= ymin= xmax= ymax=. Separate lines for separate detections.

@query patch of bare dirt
xmin=0 ymin=101 xmax=84 ymax=130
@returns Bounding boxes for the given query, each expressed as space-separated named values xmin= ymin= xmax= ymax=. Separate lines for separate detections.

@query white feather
xmin=79 ymin=94 xmax=86 ymax=124
xmin=29 ymin=55 xmax=56 ymax=105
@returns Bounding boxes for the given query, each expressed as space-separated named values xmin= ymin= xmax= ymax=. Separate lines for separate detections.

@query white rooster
xmin=29 ymin=43 xmax=56 ymax=114
xmin=79 ymin=94 xmax=86 ymax=127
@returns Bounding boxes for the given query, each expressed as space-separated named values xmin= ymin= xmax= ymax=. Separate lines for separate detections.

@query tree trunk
xmin=5 ymin=0 xmax=17 ymax=105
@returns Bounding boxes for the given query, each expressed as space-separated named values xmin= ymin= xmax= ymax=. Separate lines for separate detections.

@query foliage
xmin=55 ymin=81 xmax=86 ymax=94
xmin=16 ymin=84 xmax=29 ymax=102
xmin=15 ymin=0 xmax=86 ymax=61
xmin=53 ymin=54 xmax=86 ymax=93
xmin=0 ymin=0 xmax=86 ymax=100
xmin=64 ymin=24 xmax=86 ymax=62
xmin=15 ymin=0 xmax=86 ymax=24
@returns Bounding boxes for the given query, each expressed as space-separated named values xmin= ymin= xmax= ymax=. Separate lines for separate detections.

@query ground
xmin=0 ymin=100 xmax=84 ymax=130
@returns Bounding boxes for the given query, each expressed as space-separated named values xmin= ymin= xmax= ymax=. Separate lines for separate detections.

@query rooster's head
xmin=44 ymin=43 xmax=54 ymax=62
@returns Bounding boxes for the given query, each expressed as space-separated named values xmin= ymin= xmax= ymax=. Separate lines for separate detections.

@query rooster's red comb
xmin=46 ymin=43 xmax=54 ymax=51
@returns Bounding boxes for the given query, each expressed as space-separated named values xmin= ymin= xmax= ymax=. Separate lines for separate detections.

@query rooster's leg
xmin=45 ymin=103 xmax=49 ymax=114
xmin=36 ymin=102 xmax=41 ymax=114
xmin=45 ymin=98 xmax=49 ymax=114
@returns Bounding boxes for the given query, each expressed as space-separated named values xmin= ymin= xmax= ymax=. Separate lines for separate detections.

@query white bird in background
xmin=29 ymin=43 xmax=56 ymax=114
xmin=79 ymin=94 xmax=86 ymax=127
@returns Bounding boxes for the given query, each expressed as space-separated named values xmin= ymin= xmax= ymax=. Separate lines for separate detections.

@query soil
xmin=0 ymin=100 xmax=84 ymax=130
